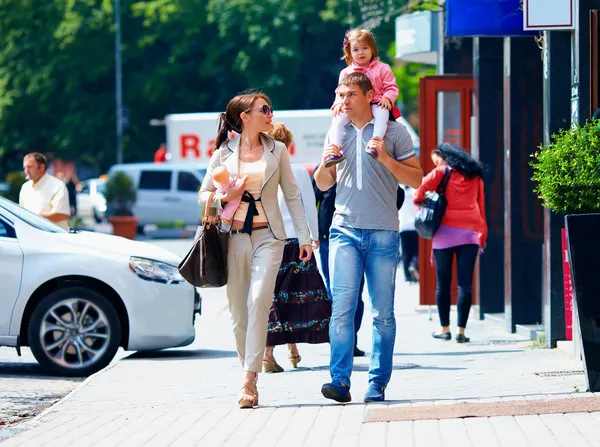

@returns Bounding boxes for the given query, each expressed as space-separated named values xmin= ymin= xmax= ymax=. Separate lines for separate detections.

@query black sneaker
xmin=321 ymin=381 xmax=352 ymax=403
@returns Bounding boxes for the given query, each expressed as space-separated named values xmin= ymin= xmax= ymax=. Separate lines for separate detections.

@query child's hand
xmin=331 ymin=103 xmax=343 ymax=117
xmin=378 ymin=97 xmax=392 ymax=110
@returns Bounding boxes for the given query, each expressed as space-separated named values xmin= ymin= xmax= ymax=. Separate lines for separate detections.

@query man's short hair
xmin=338 ymin=73 xmax=373 ymax=95
xmin=24 ymin=152 xmax=47 ymax=168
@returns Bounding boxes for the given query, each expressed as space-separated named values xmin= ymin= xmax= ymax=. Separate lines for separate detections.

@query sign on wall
xmin=523 ymin=0 xmax=576 ymax=31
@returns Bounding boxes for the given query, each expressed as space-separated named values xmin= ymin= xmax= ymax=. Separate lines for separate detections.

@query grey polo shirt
xmin=331 ymin=119 xmax=415 ymax=231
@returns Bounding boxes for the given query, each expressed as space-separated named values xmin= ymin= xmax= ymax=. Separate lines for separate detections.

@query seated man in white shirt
xmin=19 ymin=152 xmax=71 ymax=230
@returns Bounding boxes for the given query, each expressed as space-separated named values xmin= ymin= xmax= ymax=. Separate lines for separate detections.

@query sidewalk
xmin=1 ymin=275 xmax=596 ymax=446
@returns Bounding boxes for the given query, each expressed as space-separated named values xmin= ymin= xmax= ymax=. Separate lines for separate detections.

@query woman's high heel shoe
xmin=238 ymin=381 xmax=258 ymax=409
xmin=262 ymin=356 xmax=284 ymax=373
xmin=289 ymin=353 xmax=301 ymax=368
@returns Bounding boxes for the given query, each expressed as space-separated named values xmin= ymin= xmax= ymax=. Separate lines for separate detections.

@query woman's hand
xmin=311 ymin=240 xmax=320 ymax=250
xmin=299 ymin=244 xmax=313 ymax=262
xmin=222 ymin=175 xmax=247 ymax=202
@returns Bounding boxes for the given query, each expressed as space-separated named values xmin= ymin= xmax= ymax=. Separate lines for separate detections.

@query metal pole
xmin=115 ymin=0 xmax=123 ymax=165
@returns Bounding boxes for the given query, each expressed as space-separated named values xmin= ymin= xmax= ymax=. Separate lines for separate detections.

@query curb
xmin=0 ymin=351 xmax=135 ymax=441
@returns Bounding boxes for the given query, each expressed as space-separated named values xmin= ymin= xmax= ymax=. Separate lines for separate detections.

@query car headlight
xmin=129 ymin=257 xmax=185 ymax=284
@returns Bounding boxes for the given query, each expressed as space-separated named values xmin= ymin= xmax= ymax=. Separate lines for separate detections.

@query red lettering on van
xmin=207 ymin=138 xmax=216 ymax=157
xmin=180 ymin=134 xmax=200 ymax=158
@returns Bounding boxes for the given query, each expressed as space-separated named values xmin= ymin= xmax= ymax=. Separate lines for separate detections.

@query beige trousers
xmin=226 ymin=228 xmax=284 ymax=373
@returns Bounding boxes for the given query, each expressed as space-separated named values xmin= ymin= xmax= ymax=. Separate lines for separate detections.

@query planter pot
xmin=564 ymin=213 xmax=600 ymax=392
xmin=108 ymin=216 xmax=139 ymax=240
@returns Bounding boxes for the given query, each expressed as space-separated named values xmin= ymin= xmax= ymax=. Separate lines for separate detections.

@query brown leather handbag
xmin=178 ymin=192 xmax=229 ymax=288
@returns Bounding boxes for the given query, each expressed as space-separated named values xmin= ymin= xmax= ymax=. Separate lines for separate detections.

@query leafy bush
xmin=104 ymin=171 xmax=137 ymax=217
xmin=531 ymin=120 xmax=600 ymax=214
xmin=2 ymin=171 xmax=27 ymax=203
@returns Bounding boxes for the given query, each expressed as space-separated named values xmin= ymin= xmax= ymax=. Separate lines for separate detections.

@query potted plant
xmin=531 ymin=119 xmax=600 ymax=392
xmin=105 ymin=171 xmax=139 ymax=239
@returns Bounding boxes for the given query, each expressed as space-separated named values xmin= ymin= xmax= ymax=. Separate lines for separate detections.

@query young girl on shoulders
xmin=325 ymin=28 xmax=400 ymax=167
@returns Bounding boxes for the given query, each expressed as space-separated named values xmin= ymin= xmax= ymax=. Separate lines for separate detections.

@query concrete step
xmin=484 ymin=312 xmax=506 ymax=327
xmin=515 ymin=324 xmax=544 ymax=341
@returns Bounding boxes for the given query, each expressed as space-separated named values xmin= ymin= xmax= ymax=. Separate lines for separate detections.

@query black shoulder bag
xmin=414 ymin=168 xmax=452 ymax=239
xmin=178 ymin=191 xmax=229 ymax=287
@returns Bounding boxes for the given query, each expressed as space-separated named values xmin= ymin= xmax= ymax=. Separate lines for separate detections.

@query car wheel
xmin=28 ymin=287 xmax=121 ymax=377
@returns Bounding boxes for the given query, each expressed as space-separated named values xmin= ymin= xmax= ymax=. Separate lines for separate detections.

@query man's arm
xmin=314 ymin=163 xmax=337 ymax=192
xmin=40 ymin=183 xmax=70 ymax=222
xmin=40 ymin=211 xmax=70 ymax=222
xmin=380 ymin=155 xmax=423 ymax=189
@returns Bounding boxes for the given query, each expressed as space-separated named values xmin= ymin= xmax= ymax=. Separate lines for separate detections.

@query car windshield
xmin=0 ymin=197 xmax=68 ymax=233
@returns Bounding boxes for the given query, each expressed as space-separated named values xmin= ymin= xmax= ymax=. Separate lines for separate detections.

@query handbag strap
xmin=203 ymin=191 xmax=220 ymax=226
xmin=436 ymin=168 xmax=452 ymax=195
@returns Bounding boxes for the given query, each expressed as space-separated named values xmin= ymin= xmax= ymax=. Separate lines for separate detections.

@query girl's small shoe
xmin=431 ymin=331 xmax=451 ymax=341
xmin=456 ymin=334 xmax=470 ymax=343
xmin=365 ymin=147 xmax=378 ymax=159
xmin=324 ymin=154 xmax=345 ymax=168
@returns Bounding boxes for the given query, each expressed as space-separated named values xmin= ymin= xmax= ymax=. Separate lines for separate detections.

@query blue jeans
xmin=319 ymin=238 xmax=365 ymax=337
xmin=328 ymin=225 xmax=400 ymax=389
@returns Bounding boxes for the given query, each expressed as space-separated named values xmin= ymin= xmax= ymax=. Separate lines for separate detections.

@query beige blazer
xmin=198 ymin=132 xmax=311 ymax=247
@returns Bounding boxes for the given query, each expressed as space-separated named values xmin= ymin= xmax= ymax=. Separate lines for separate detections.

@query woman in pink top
xmin=324 ymin=28 xmax=400 ymax=167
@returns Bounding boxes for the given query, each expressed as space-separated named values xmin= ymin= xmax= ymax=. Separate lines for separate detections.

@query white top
xmin=233 ymin=158 xmax=267 ymax=223
xmin=278 ymin=163 xmax=318 ymax=240
xmin=19 ymin=173 xmax=70 ymax=230
xmin=399 ymin=185 xmax=418 ymax=232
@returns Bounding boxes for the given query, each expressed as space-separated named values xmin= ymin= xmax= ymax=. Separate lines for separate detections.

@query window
xmin=0 ymin=218 xmax=17 ymax=238
xmin=177 ymin=172 xmax=201 ymax=192
xmin=139 ymin=171 xmax=172 ymax=191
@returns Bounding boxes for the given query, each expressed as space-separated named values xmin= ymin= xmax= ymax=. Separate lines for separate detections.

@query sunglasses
xmin=245 ymin=104 xmax=273 ymax=116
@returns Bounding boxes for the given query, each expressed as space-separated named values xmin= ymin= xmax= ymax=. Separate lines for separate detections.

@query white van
xmin=107 ymin=162 xmax=207 ymax=227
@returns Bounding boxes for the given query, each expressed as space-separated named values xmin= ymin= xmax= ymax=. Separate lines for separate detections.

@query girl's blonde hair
xmin=341 ymin=28 xmax=379 ymax=66
xmin=268 ymin=122 xmax=294 ymax=148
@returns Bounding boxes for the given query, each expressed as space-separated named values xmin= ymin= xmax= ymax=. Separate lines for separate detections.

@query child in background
xmin=324 ymin=28 xmax=400 ymax=167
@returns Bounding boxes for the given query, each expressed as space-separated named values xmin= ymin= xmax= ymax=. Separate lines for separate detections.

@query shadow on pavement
xmin=303 ymin=363 xmax=466 ymax=372
xmin=127 ymin=349 xmax=238 ymax=360
xmin=0 ymin=362 xmax=81 ymax=381
xmin=396 ymin=349 xmax=525 ymax=356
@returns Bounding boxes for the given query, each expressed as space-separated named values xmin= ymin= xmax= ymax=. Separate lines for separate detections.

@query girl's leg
xmin=455 ymin=244 xmax=479 ymax=331
xmin=433 ymin=248 xmax=455 ymax=332
xmin=329 ymin=112 xmax=351 ymax=147
xmin=371 ymin=104 xmax=390 ymax=140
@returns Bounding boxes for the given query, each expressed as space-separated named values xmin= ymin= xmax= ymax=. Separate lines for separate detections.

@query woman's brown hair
xmin=215 ymin=91 xmax=272 ymax=149
xmin=341 ymin=28 xmax=379 ymax=66
xmin=268 ymin=122 xmax=293 ymax=148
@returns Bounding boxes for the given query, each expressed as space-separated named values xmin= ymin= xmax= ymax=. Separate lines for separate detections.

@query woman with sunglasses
xmin=198 ymin=92 xmax=312 ymax=409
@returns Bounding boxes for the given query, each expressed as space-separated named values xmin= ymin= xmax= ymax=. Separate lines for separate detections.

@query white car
xmin=76 ymin=178 xmax=107 ymax=223
xmin=0 ymin=197 xmax=198 ymax=376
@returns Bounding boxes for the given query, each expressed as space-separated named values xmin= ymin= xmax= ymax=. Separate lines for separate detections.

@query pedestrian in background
xmin=399 ymin=184 xmax=419 ymax=283
xmin=314 ymin=72 xmax=422 ymax=403
xmin=262 ymin=123 xmax=330 ymax=373
xmin=19 ymin=152 xmax=70 ymax=230
xmin=198 ymin=92 xmax=312 ymax=409
xmin=413 ymin=143 xmax=487 ymax=343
